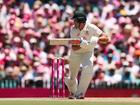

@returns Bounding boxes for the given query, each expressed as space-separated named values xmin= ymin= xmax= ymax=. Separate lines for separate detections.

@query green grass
xmin=0 ymin=98 xmax=139 ymax=105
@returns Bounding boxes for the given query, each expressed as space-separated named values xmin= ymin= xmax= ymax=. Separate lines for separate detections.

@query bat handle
xmin=69 ymin=40 xmax=81 ymax=45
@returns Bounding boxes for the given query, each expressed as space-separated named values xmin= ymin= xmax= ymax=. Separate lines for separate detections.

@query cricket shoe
xmin=68 ymin=92 xmax=76 ymax=99
xmin=76 ymin=93 xmax=85 ymax=99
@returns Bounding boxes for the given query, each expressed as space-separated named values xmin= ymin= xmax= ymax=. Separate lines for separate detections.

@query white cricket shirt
xmin=70 ymin=22 xmax=103 ymax=53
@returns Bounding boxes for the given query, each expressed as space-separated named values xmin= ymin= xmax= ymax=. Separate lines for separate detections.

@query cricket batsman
xmin=65 ymin=11 xmax=109 ymax=99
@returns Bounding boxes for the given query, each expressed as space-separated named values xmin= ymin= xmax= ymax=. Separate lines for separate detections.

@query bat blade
xmin=49 ymin=38 xmax=80 ymax=45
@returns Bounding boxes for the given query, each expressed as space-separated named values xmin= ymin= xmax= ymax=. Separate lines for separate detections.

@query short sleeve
xmin=89 ymin=24 xmax=103 ymax=37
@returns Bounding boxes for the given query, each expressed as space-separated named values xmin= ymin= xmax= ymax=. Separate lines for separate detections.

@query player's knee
xmin=83 ymin=64 xmax=93 ymax=74
xmin=69 ymin=78 xmax=77 ymax=86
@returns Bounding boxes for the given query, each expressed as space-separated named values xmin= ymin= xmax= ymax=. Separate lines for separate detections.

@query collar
xmin=73 ymin=22 xmax=88 ymax=32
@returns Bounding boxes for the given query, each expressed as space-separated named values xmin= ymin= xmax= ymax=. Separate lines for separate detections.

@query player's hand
xmin=72 ymin=45 xmax=81 ymax=51
xmin=98 ymin=35 xmax=109 ymax=45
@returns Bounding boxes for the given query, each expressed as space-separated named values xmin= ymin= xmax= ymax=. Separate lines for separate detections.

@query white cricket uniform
xmin=65 ymin=22 xmax=103 ymax=97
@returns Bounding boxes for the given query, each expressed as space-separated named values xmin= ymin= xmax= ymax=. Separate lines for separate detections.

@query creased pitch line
xmin=0 ymin=98 xmax=140 ymax=103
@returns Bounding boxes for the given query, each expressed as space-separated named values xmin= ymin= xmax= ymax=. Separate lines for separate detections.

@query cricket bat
xmin=49 ymin=38 xmax=81 ymax=45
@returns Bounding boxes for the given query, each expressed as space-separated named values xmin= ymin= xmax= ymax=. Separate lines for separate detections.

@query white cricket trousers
xmin=65 ymin=51 xmax=94 ymax=97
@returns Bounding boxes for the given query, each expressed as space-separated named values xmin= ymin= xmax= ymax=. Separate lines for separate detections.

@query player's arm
xmin=88 ymin=24 xmax=109 ymax=45
xmin=79 ymin=33 xmax=109 ymax=49
xmin=80 ymin=37 xmax=97 ymax=49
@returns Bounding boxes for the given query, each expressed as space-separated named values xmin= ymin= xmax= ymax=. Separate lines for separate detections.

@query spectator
xmin=0 ymin=0 xmax=139 ymax=89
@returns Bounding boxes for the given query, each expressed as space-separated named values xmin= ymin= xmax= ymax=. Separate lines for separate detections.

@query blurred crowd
xmin=0 ymin=0 xmax=140 ymax=88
